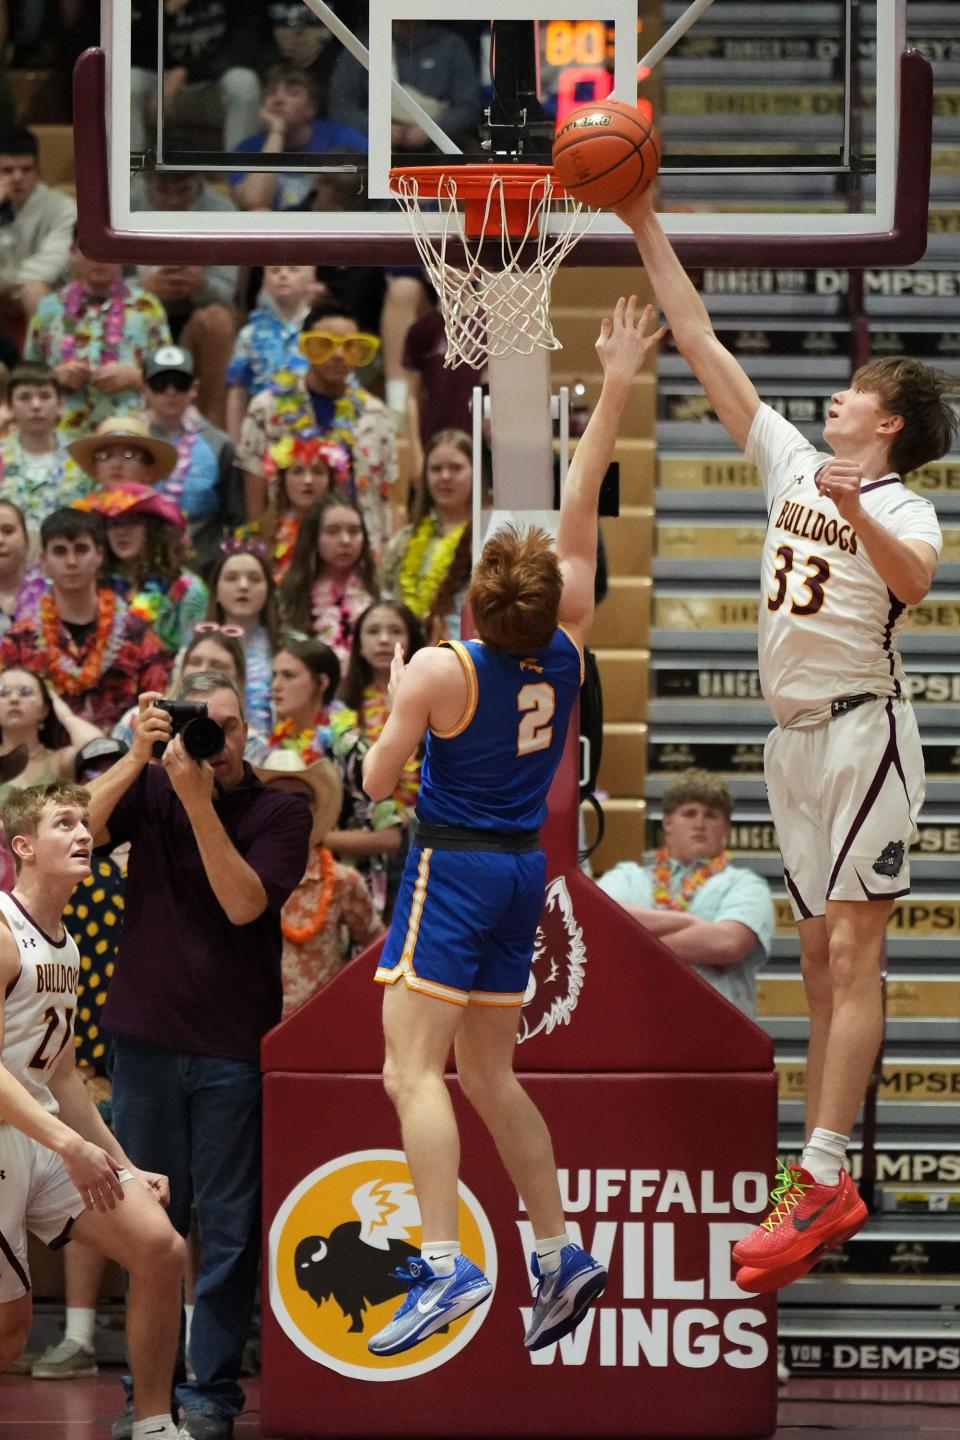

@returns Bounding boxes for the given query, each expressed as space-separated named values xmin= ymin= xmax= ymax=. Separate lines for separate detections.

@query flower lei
xmin=269 ymin=709 xmax=333 ymax=763
xmin=360 ymin=686 xmax=420 ymax=809
xmin=282 ymin=845 xmax=337 ymax=945
xmin=60 ymin=278 xmax=127 ymax=364
xmin=397 ymin=515 xmax=468 ymax=618
xmin=268 ymin=369 xmax=363 ymax=492
xmin=273 ymin=512 xmax=300 ymax=580
xmin=127 ymin=573 xmax=191 ymax=626
xmin=651 ymin=847 xmax=729 ymax=911
xmin=266 ymin=431 xmax=351 ymax=483
xmin=155 ymin=416 xmax=200 ymax=508
xmin=38 ymin=588 xmax=124 ymax=694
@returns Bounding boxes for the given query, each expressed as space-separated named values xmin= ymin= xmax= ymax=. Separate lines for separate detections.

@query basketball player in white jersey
xmin=617 ymin=188 xmax=957 ymax=1290
xmin=0 ymin=784 xmax=184 ymax=1440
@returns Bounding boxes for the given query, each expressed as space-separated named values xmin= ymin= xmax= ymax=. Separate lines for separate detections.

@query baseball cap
xmin=144 ymin=345 xmax=195 ymax=381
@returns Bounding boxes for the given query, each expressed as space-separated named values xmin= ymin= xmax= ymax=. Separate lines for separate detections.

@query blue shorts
xmin=375 ymin=845 xmax=546 ymax=1007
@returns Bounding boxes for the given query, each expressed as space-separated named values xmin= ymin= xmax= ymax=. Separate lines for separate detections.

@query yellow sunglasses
xmin=298 ymin=330 xmax=381 ymax=367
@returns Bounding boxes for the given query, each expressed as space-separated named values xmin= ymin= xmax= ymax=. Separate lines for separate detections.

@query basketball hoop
xmin=389 ymin=164 xmax=588 ymax=369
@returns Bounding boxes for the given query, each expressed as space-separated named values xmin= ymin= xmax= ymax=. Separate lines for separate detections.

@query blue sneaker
xmin=523 ymin=1244 xmax=607 ymax=1350
xmin=367 ymin=1255 xmax=493 ymax=1356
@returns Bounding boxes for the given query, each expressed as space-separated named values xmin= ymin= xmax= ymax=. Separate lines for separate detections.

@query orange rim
xmin=390 ymin=162 xmax=568 ymax=239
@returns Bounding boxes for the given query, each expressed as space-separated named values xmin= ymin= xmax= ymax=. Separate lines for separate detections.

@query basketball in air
xmin=552 ymin=100 xmax=660 ymax=210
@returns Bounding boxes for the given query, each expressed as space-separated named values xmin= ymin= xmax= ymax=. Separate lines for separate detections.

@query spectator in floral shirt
xmin=24 ymin=242 xmax=172 ymax=441
xmin=225 ymin=264 xmax=314 ymax=445
xmin=237 ymin=300 xmax=396 ymax=555
xmin=0 ymin=363 xmax=92 ymax=529
xmin=0 ymin=507 xmax=173 ymax=731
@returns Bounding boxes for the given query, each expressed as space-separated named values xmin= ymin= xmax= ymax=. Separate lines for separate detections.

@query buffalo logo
xmin=517 ymin=876 xmax=586 ymax=1045
xmin=269 ymin=1150 xmax=496 ymax=1381
xmin=873 ymin=840 xmax=905 ymax=877
xmin=519 ymin=657 xmax=544 ymax=673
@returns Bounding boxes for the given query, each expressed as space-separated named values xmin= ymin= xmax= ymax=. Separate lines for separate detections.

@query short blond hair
xmin=2 ymin=783 xmax=90 ymax=872
xmin=662 ymin=769 xmax=732 ymax=820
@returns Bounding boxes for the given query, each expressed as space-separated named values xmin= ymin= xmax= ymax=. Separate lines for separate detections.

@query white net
xmin=392 ymin=171 xmax=587 ymax=370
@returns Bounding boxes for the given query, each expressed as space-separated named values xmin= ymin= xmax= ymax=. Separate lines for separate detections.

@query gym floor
xmin=1 ymin=1374 xmax=959 ymax=1438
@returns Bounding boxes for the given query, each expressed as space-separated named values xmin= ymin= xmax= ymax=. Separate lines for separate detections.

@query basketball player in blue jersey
xmin=0 ymin=784 xmax=185 ymax=1440
xmin=360 ymin=296 xmax=665 ymax=1357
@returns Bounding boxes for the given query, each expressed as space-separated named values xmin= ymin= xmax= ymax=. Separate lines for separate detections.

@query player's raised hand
xmin=386 ymin=642 xmax=406 ymax=711
xmin=816 ymin=459 xmax=864 ymax=523
xmin=595 ymin=296 xmax=667 ymax=386
xmin=60 ymin=1135 xmax=125 ymax=1211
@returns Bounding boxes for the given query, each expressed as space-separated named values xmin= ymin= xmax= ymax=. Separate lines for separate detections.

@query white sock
xmin=131 ymin=1417 xmax=177 ymax=1439
xmin=801 ymin=1127 xmax=849 ymax=1185
xmin=64 ymin=1306 xmax=96 ymax=1350
xmin=184 ymin=1302 xmax=195 ymax=1351
xmin=420 ymin=1241 xmax=460 ymax=1276
xmin=535 ymin=1232 xmax=570 ymax=1275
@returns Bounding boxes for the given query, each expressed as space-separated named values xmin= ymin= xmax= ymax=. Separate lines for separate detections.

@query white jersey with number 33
xmin=747 ymin=405 xmax=943 ymax=729
xmin=0 ymin=891 xmax=80 ymax=1116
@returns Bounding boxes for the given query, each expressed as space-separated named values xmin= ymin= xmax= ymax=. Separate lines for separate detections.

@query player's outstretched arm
xmin=556 ymin=296 xmax=665 ymax=645
xmin=615 ymin=188 xmax=761 ymax=449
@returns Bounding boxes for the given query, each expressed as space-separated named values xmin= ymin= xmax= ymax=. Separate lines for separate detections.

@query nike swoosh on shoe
xmin=792 ymin=1196 xmax=839 ymax=1232
xmin=417 ymin=1276 xmax=455 ymax=1314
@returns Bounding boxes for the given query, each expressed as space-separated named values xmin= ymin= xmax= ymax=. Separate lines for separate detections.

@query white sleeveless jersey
xmin=0 ymin=891 xmax=80 ymax=1116
xmin=747 ymin=404 xmax=943 ymax=729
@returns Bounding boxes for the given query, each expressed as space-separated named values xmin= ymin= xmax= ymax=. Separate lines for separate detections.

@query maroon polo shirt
xmin=101 ymin=762 xmax=312 ymax=1063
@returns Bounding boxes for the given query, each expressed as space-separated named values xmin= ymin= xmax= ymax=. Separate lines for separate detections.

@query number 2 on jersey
xmin=517 ymin=682 xmax=556 ymax=756
xmin=767 ymin=544 xmax=832 ymax=616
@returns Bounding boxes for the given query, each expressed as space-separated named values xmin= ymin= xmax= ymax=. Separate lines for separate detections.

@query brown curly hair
xmin=107 ymin=513 xmax=186 ymax=589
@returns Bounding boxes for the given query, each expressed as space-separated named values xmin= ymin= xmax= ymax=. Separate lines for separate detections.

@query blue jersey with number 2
xmin=415 ymin=631 xmax=583 ymax=832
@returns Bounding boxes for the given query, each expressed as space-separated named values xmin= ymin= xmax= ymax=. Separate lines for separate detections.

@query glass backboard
xmin=74 ymin=0 xmax=932 ymax=265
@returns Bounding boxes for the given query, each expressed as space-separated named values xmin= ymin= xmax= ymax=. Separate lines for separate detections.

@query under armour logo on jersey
xmin=873 ymin=840 xmax=905 ymax=877
xmin=20 ymin=936 xmax=36 ymax=948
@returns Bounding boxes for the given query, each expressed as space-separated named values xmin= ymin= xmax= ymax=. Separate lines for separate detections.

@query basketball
xmin=552 ymin=100 xmax=660 ymax=210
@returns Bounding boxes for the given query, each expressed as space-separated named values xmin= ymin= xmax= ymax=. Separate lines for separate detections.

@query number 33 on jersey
xmin=748 ymin=405 xmax=942 ymax=730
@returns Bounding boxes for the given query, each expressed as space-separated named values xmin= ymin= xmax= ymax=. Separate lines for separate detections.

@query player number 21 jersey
xmin=747 ymin=404 xmax=943 ymax=729
xmin=0 ymin=891 xmax=80 ymax=1117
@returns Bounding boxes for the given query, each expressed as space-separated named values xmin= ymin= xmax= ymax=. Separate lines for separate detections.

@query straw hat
xmin=75 ymin=481 xmax=186 ymax=533
xmin=68 ymin=415 xmax=178 ymax=479
xmin=253 ymin=749 xmax=343 ymax=847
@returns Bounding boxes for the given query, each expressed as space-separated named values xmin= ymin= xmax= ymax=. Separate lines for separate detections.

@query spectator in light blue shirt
xmin=225 ymin=264 xmax=314 ymax=444
xmin=231 ymin=65 xmax=366 ymax=213
xmin=597 ymin=768 xmax=773 ymax=1018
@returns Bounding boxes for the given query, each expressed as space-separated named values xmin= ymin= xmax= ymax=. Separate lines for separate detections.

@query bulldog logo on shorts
xmin=872 ymin=840 xmax=905 ymax=877
xmin=269 ymin=1150 xmax=496 ymax=1381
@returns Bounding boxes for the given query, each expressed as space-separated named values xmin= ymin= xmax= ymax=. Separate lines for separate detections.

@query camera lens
xmin=181 ymin=715 xmax=226 ymax=760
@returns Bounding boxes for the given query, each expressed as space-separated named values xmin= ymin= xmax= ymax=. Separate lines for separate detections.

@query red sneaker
xmin=736 ymin=1213 xmax=866 ymax=1294
xmin=732 ymin=1162 xmax=867 ymax=1272
xmin=736 ymin=1246 xmax=826 ymax=1294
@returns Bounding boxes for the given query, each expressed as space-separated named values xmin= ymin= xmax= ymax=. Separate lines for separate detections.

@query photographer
xmin=85 ymin=672 xmax=311 ymax=1440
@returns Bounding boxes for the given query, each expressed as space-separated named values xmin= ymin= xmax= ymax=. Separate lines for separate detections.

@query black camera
xmin=153 ymin=700 xmax=225 ymax=761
